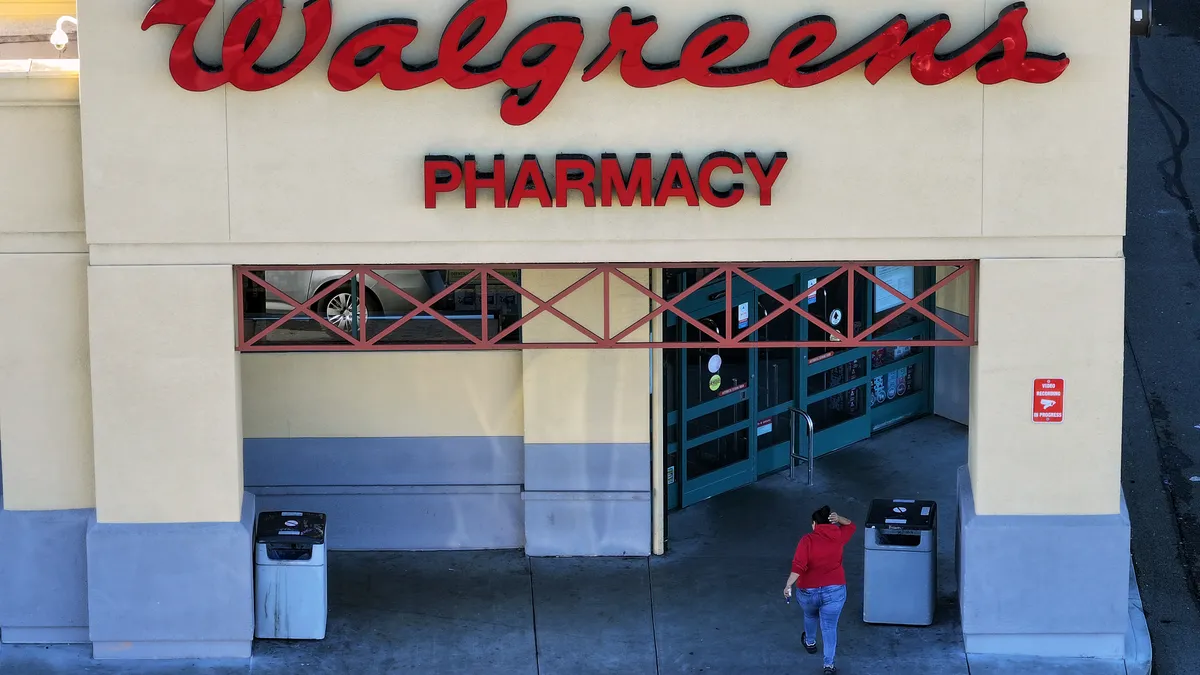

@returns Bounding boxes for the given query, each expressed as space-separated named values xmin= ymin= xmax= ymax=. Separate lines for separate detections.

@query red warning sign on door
xmin=1033 ymin=378 xmax=1064 ymax=423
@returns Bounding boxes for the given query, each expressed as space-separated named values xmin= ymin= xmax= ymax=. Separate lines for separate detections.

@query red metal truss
xmin=236 ymin=262 xmax=977 ymax=351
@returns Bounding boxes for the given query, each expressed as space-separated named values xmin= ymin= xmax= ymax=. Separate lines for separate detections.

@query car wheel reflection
xmin=322 ymin=289 xmax=360 ymax=331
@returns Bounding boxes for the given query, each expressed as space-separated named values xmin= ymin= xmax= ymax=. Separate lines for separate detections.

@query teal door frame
xmin=797 ymin=266 xmax=935 ymax=456
xmin=667 ymin=269 xmax=799 ymax=508
xmin=664 ymin=266 xmax=935 ymax=509
xmin=673 ymin=288 xmax=758 ymax=507
xmin=797 ymin=266 xmax=873 ymax=455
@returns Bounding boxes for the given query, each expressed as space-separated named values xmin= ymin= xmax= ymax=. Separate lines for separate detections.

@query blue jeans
xmin=798 ymin=584 xmax=847 ymax=668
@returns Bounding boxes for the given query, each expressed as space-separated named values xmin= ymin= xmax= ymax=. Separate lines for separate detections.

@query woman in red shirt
xmin=783 ymin=505 xmax=856 ymax=675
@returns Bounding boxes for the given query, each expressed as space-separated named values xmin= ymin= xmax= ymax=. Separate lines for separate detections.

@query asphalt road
xmin=1124 ymin=2 xmax=1200 ymax=673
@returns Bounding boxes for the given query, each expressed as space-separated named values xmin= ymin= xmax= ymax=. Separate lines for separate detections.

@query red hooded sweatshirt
xmin=791 ymin=523 xmax=856 ymax=589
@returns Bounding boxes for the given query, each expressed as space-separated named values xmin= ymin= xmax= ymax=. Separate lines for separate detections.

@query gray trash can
xmin=255 ymin=511 xmax=328 ymax=640
xmin=862 ymin=499 xmax=936 ymax=626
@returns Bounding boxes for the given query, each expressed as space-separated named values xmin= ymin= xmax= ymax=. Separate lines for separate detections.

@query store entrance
xmin=663 ymin=267 xmax=934 ymax=510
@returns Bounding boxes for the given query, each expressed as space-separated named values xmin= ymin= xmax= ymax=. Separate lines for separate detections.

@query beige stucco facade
xmin=0 ymin=0 xmax=1125 ymax=522
xmin=87 ymin=264 xmax=245 ymax=523
xmin=0 ymin=0 xmax=1132 ymax=660
xmin=970 ymin=257 xmax=1125 ymax=515
xmin=0 ymin=0 xmax=75 ymax=17
xmin=0 ymin=56 xmax=90 ymax=511
xmin=73 ymin=0 xmax=1127 ymax=259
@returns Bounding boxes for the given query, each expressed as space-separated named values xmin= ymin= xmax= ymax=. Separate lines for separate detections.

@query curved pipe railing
xmin=788 ymin=407 xmax=815 ymax=486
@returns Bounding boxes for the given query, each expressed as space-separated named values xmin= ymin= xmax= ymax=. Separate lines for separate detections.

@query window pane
xmin=873 ymin=266 xmax=915 ymax=313
xmin=687 ymin=428 xmax=750 ymax=480
xmin=243 ymin=270 xmax=358 ymax=347
xmin=755 ymin=411 xmax=792 ymax=450
xmin=807 ymin=357 xmax=867 ymax=396
xmin=806 ymin=273 xmax=848 ymax=361
xmin=687 ymin=402 xmax=749 ymax=439
xmin=869 ymin=363 xmax=925 ymax=409
xmin=240 ymin=268 xmax=523 ymax=346
xmin=871 ymin=266 xmax=930 ymax=333
xmin=664 ymin=268 xmax=721 ymax=299
xmin=685 ymin=302 xmax=750 ymax=407
xmin=808 ymin=385 xmax=867 ymax=432
xmin=757 ymin=286 xmax=795 ymax=409
xmin=870 ymin=344 xmax=924 ymax=369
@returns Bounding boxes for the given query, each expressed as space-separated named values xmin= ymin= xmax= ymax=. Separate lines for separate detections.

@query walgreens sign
xmin=142 ymin=0 xmax=1069 ymax=127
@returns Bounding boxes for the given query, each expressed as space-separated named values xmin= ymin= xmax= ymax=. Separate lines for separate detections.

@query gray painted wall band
xmin=87 ymin=493 xmax=256 ymax=659
xmin=254 ymin=490 xmax=523 ymax=551
xmin=2 ymin=627 xmax=90 ymax=644
xmin=521 ymin=491 xmax=650 ymax=501
xmin=525 ymin=494 xmax=651 ymax=557
xmin=956 ymin=466 xmax=1130 ymax=658
xmin=963 ymin=633 xmax=1125 ymax=659
xmin=244 ymin=436 xmax=524 ymax=487
xmin=933 ymin=309 xmax=970 ymax=426
xmin=92 ymin=640 xmax=252 ymax=660
xmin=524 ymin=443 xmax=651 ymax=492
xmin=0 ymin=499 xmax=91 ymax=643
xmin=250 ymin=484 xmax=522 ymax=496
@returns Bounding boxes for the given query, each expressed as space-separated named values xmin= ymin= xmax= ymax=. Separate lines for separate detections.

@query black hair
xmin=811 ymin=505 xmax=831 ymax=525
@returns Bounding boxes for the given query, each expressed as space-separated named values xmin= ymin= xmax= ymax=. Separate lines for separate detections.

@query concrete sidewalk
xmin=655 ymin=415 xmax=969 ymax=675
xmin=0 ymin=417 xmax=1139 ymax=674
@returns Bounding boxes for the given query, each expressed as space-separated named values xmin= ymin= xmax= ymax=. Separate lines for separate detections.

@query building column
xmin=521 ymin=269 xmax=652 ymax=556
xmin=85 ymin=265 xmax=253 ymax=659
xmin=933 ymin=266 xmax=971 ymax=425
xmin=0 ymin=254 xmax=95 ymax=644
xmin=958 ymin=257 xmax=1129 ymax=658
xmin=650 ymin=269 xmax=666 ymax=556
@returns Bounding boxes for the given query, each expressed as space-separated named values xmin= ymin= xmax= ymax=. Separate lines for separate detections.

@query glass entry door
xmin=797 ymin=266 xmax=933 ymax=456
xmin=862 ymin=265 xmax=934 ymax=434
xmin=674 ymin=292 xmax=757 ymax=507
xmin=799 ymin=268 xmax=872 ymax=455
xmin=662 ymin=265 xmax=935 ymax=509
xmin=754 ymin=285 xmax=798 ymax=477
xmin=664 ymin=270 xmax=801 ymax=509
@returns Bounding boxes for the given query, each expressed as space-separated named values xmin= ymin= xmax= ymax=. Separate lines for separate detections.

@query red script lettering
xmin=143 ymin=0 xmax=1069 ymax=126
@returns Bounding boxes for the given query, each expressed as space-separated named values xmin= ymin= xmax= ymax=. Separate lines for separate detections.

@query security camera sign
xmin=1032 ymin=378 xmax=1064 ymax=423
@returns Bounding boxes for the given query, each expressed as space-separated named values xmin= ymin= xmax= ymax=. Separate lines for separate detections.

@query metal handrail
xmin=788 ymin=407 xmax=815 ymax=486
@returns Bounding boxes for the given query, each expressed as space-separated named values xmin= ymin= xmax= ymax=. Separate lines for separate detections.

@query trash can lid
xmin=864 ymin=499 xmax=936 ymax=531
xmin=256 ymin=511 xmax=326 ymax=545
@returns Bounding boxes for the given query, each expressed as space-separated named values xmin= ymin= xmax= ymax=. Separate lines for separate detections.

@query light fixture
xmin=50 ymin=16 xmax=78 ymax=53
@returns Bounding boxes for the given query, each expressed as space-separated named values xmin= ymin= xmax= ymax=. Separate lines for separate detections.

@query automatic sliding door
xmin=678 ymin=294 xmax=757 ymax=506
xmin=799 ymin=268 xmax=872 ymax=455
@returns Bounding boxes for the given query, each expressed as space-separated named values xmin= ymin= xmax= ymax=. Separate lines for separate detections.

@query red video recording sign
xmin=1032 ymin=378 xmax=1064 ymax=423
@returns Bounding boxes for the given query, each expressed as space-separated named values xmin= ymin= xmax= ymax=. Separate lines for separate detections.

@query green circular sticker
xmin=709 ymin=374 xmax=722 ymax=391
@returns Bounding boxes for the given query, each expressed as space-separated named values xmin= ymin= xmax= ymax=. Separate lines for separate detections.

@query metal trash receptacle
xmin=862 ymin=499 xmax=936 ymax=626
xmin=255 ymin=511 xmax=328 ymax=640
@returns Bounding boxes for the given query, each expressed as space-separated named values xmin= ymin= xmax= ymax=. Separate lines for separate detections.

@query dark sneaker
xmin=823 ymin=666 xmax=837 ymax=674
xmin=801 ymin=632 xmax=817 ymax=654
